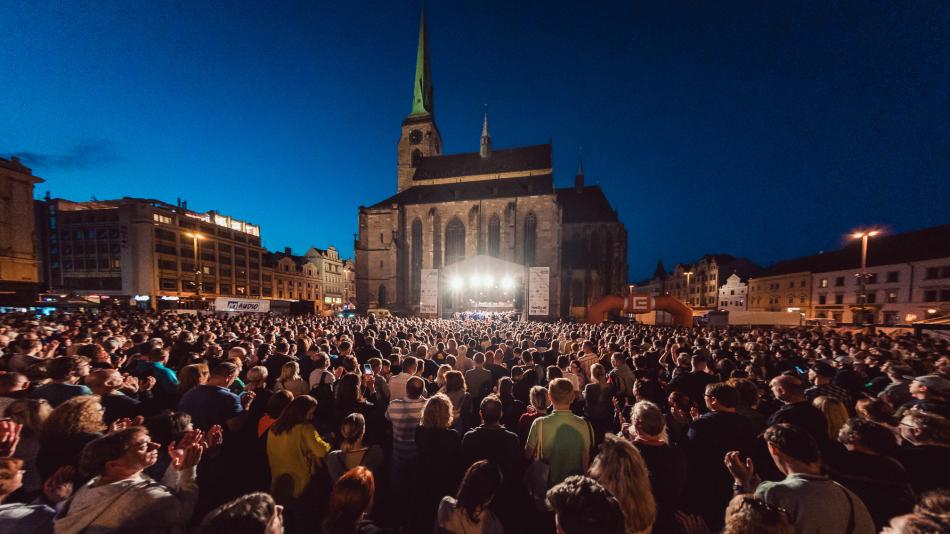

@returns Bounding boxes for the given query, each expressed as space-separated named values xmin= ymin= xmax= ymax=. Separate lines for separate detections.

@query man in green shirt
xmin=525 ymin=378 xmax=594 ymax=486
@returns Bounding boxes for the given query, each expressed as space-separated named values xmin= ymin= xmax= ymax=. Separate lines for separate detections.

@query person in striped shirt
xmin=385 ymin=375 xmax=427 ymax=525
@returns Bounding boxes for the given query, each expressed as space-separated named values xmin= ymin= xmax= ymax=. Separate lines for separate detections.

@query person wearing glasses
xmin=53 ymin=426 xmax=205 ymax=534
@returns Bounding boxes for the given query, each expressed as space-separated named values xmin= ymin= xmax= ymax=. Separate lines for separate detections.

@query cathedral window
xmin=523 ymin=213 xmax=537 ymax=266
xmin=411 ymin=149 xmax=422 ymax=167
xmin=445 ymin=218 xmax=466 ymax=266
xmin=432 ymin=214 xmax=442 ymax=268
xmin=411 ymin=218 xmax=423 ymax=302
xmin=378 ymin=284 xmax=388 ymax=308
xmin=488 ymin=215 xmax=501 ymax=257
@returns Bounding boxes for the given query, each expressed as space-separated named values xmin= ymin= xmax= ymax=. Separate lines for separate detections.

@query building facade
xmin=265 ymin=248 xmax=321 ymax=307
xmin=0 ymin=157 xmax=43 ymax=306
xmin=355 ymin=12 xmax=627 ymax=318
xmin=656 ymin=254 xmax=759 ymax=309
xmin=812 ymin=254 xmax=950 ymax=325
xmin=342 ymin=259 xmax=356 ymax=308
xmin=747 ymin=269 xmax=813 ymax=315
xmin=304 ymin=246 xmax=346 ymax=311
xmin=746 ymin=225 xmax=950 ymax=325
xmin=717 ymin=273 xmax=748 ymax=311
xmin=37 ymin=197 xmax=264 ymax=307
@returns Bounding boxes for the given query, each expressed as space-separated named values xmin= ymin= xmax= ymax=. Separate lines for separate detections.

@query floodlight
xmin=450 ymin=276 xmax=464 ymax=291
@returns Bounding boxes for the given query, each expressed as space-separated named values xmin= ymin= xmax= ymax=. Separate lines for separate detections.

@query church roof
xmin=369 ymin=174 xmax=554 ymax=208
xmin=412 ymin=143 xmax=552 ymax=180
xmin=555 ymin=185 xmax=619 ymax=223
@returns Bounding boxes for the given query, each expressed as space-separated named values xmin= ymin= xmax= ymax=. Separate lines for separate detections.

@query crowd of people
xmin=0 ymin=309 xmax=947 ymax=534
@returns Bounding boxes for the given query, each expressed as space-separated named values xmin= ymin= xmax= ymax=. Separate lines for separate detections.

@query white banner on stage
xmin=528 ymin=266 xmax=549 ymax=316
xmin=420 ymin=269 xmax=439 ymax=314
xmin=214 ymin=297 xmax=270 ymax=313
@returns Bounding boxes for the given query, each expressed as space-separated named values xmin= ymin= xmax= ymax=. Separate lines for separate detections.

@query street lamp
xmin=851 ymin=230 xmax=880 ymax=326
xmin=684 ymin=271 xmax=693 ymax=306
xmin=185 ymin=232 xmax=206 ymax=304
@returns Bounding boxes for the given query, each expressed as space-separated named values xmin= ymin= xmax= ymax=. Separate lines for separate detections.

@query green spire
xmin=410 ymin=7 xmax=434 ymax=116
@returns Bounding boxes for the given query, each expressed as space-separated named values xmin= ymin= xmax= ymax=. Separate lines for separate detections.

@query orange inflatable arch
xmin=585 ymin=294 xmax=693 ymax=327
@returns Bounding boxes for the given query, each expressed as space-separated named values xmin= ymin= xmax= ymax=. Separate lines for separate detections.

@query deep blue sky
xmin=2 ymin=1 xmax=948 ymax=281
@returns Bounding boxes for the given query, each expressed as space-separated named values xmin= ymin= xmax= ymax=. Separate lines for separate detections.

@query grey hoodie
xmin=53 ymin=464 xmax=197 ymax=534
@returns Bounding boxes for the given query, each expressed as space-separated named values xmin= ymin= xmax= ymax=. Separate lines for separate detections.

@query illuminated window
xmin=488 ymin=215 xmax=501 ymax=257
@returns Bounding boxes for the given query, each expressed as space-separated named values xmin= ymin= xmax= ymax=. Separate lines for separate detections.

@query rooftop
xmin=555 ymin=185 xmax=620 ymax=223
xmin=412 ymin=143 xmax=552 ymax=180
xmin=753 ymin=224 xmax=950 ymax=277
xmin=368 ymin=174 xmax=554 ymax=209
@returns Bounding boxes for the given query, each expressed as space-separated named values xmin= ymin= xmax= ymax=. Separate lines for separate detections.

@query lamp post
xmin=684 ymin=271 xmax=693 ymax=306
xmin=185 ymin=232 xmax=206 ymax=306
xmin=851 ymin=230 xmax=880 ymax=326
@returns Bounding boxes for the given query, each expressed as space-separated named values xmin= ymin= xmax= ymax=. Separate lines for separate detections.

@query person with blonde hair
xmin=326 ymin=413 xmax=383 ymax=483
xmin=38 ymin=394 xmax=107 ymax=481
xmin=274 ymin=361 xmax=308 ymax=397
xmin=813 ymin=395 xmax=849 ymax=443
xmin=518 ymin=385 xmax=549 ymax=444
xmin=588 ymin=434 xmax=656 ymax=534
xmin=415 ymin=393 xmax=462 ymax=533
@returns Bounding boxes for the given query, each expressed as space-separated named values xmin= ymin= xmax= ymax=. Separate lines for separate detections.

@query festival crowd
xmin=0 ymin=310 xmax=947 ymax=534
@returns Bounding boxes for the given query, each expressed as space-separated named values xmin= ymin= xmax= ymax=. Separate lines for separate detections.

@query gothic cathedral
xmin=356 ymin=10 xmax=628 ymax=319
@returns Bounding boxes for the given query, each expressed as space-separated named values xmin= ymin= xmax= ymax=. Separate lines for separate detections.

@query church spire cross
xmin=410 ymin=7 xmax=434 ymax=116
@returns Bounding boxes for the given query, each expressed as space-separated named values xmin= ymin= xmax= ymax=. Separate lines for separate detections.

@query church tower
xmin=397 ymin=8 xmax=443 ymax=192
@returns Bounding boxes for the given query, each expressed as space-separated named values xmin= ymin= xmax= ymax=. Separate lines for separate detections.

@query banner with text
xmin=528 ymin=267 xmax=550 ymax=316
xmin=214 ymin=297 xmax=270 ymax=313
xmin=420 ymin=269 xmax=439 ymax=314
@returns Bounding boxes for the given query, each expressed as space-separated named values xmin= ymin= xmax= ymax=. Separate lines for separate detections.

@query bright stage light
xmin=484 ymin=275 xmax=495 ymax=288
xmin=501 ymin=276 xmax=514 ymax=290
xmin=450 ymin=276 xmax=464 ymax=291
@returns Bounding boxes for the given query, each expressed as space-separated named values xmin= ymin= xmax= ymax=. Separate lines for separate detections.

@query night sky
xmin=2 ymin=1 xmax=948 ymax=281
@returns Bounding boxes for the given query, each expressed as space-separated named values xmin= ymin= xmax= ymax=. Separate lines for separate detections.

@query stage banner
xmin=528 ymin=267 xmax=550 ymax=316
xmin=214 ymin=297 xmax=270 ymax=313
xmin=420 ymin=269 xmax=439 ymax=314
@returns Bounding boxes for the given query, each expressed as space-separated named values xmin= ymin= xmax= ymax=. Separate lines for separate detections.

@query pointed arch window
xmin=488 ymin=215 xmax=501 ymax=257
xmin=523 ymin=212 xmax=537 ymax=266
xmin=432 ymin=214 xmax=442 ymax=268
xmin=445 ymin=218 xmax=466 ymax=266
xmin=411 ymin=149 xmax=422 ymax=167
xmin=411 ymin=218 xmax=423 ymax=302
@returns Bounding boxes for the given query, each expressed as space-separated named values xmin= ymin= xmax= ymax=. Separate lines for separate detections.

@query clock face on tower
xmin=408 ymin=129 xmax=423 ymax=145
